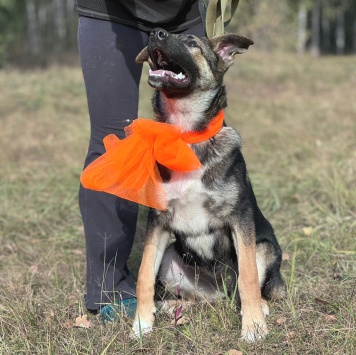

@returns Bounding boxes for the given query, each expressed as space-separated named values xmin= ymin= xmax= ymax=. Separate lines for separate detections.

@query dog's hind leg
xmin=158 ymin=244 xmax=224 ymax=302
xmin=132 ymin=225 xmax=170 ymax=338
xmin=256 ymin=242 xmax=285 ymax=301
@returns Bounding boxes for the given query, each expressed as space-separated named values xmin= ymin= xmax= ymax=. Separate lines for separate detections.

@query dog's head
xmin=136 ymin=28 xmax=253 ymax=95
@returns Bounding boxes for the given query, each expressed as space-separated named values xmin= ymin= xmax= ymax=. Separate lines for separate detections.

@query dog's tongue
xmin=149 ymin=69 xmax=186 ymax=83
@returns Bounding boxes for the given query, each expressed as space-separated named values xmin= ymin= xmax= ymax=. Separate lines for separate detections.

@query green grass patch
xmin=0 ymin=52 xmax=355 ymax=354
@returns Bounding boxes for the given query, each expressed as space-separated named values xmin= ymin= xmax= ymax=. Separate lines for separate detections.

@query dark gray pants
xmin=78 ymin=16 xmax=204 ymax=311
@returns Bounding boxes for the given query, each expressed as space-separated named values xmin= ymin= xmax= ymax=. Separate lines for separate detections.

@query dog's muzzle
xmin=147 ymin=28 xmax=190 ymax=89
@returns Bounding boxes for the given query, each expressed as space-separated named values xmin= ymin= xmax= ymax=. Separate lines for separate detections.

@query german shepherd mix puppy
xmin=133 ymin=28 xmax=284 ymax=342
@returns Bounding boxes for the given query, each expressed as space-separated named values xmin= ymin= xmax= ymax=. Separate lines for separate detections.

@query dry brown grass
xmin=0 ymin=51 xmax=355 ymax=354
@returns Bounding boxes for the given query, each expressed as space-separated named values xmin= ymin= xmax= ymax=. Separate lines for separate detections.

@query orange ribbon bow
xmin=80 ymin=110 xmax=224 ymax=210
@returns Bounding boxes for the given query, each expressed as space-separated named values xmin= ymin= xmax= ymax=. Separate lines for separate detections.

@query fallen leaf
xmin=30 ymin=265 xmax=38 ymax=274
xmin=324 ymin=314 xmax=337 ymax=322
xmin=302 ymin=227 xmax=313 ymax=236
xmin=74 ymin=314 xmax=92 ymax=329
xmin=72 ymin=249 xmax=84 ymax=256
xmin=276 ymin=317 xmax=286 ymax=324
xmin=226 ymin=350 xmax=242 ymax=355
xmin=67 ymin=295 xmax=78 ymax=305
xmin=282 ymin=252 xmax=290 ymax=261
xmin=64 ymin=320 xmax=73 ymax=329
xmin=286 ymin=331 xmax=295 ymax=341
xmin=170 ymin=315 xmax=190 ymax=326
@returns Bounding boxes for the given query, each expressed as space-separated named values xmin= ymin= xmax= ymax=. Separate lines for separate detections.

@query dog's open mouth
xmin=149 ymin=49 xmax=190 ymax=87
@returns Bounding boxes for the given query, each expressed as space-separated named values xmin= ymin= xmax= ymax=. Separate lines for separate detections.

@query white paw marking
xmin=132 ymin=320 xmax=153 ymax=338
xmin=241 ymin=328 xmax=268 ymax=342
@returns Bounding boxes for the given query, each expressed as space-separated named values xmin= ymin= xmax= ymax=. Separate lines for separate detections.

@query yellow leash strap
xmin=205 ymin=0 xmax=240 ymax=37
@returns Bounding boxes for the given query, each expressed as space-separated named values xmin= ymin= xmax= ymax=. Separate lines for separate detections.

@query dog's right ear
xmin=135 ymin=46 xmax=149 ymax=64
xmin=209 ymin=34 xmax=254 ymax=70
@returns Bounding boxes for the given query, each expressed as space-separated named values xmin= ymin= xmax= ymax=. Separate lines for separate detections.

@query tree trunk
xmin=310 ymin=0 xmax=321 ymax=57
xmin=336 ymin=5 xmax=345 ymax=55
xmin=25 ymin=0 xmax=41 ymax=55
xmin=321 ymin=5 xmax=331 ymax=53
xmin=53 ymin=0 xmax=67 ymax=48
xmin=297 ymin=3 xmax=308 ymax=54
xmin=353 ymin=19 xmax=356 ymax=54
xmin=65 ymin=0 xmax=77 ymax=48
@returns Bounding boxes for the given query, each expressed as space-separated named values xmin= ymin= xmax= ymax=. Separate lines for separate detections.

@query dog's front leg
xmin=132 ymin=223 xmax=170 ymax=338
xmin=231 ymin=221 xmax=267 ymax=342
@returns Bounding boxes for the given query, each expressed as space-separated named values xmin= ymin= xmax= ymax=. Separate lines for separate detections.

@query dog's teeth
xmin=149 ymin=69 xmax=186 ymax=80
xmin=149 ymin=69 xmax=165 ymax=77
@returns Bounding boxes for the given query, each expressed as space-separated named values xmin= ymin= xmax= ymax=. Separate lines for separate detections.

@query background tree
xmin=1 ymin=0 xmax=76 ymax=67
xmin=297 ymin=1 xmax=309 ymax=54
xmin=0 ymin=0 xmax=26 ymax=66
xmin=0 ymin=0 xmax=355 ymax=68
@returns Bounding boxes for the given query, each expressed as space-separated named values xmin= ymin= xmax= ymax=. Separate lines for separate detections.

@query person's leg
xmin=179 ymin=22 xmax=205 ymax=37
xmin=78 ymin=17 xmax=149 ymax=311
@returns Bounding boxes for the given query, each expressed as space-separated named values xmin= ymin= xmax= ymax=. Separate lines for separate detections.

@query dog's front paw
xmin=240 ymin=320 xmax=268 ymax=342
xmin=131 ymin=319 xmax=153 ymax=338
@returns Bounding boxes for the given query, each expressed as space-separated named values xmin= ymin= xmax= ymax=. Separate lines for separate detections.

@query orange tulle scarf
xmin=80 ymin=110 xmax=224 ymax=210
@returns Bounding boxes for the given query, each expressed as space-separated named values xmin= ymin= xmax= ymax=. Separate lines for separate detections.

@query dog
xmin=132 ymin=28 xmax=284 ymax=342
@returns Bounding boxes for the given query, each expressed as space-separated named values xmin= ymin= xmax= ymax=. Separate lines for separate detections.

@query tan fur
xmin=133 ymin=227 xmax=170 ymax=334
xmin=231 ymin=225 xmax=267 ymax=340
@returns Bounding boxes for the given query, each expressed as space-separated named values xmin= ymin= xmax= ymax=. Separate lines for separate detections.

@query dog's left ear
xmin=136 ymin=46 xmax=149 ymax=64
xmin=209 ymin=34 xmax=254 ymax=70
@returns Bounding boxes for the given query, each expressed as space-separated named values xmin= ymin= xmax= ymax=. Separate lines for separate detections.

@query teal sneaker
xmin=100 ymin=297 xmax=137 ymax=322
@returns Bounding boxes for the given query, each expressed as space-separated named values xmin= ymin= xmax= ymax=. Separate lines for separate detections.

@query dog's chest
xmin=163 ymin=169 xmax=215 ymax=234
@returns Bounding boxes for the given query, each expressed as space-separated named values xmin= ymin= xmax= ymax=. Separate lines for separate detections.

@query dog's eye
xmin=187 ymin=40 xmax=198 ymax=48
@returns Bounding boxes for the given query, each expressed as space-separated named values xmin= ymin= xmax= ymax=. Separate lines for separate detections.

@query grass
xmin=0 ymin=51 xmax=355 ymax=354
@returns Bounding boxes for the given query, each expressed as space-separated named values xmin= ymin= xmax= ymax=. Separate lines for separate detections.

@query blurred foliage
xmin=229 ymin=0 xmax=356 ymax=54
xmin=0 ymin=0 xmax=355 ymax=67
xmin=0 ymin=0 xmax=26 ymax=66
xmin=229 ymin=0 xmax=297 ymax=51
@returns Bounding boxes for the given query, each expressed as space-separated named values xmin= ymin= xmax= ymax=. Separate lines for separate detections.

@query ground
xmin=0 ymin=51 xmax=355 ymax=354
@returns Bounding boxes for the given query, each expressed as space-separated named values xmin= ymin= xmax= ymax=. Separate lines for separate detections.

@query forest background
xmin=1 ymin=0 xmax=356 ymax=67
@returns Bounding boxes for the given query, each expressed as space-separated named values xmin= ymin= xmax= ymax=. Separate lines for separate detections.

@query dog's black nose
xmin=151 ymin=28 xmax=169 ymax=40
